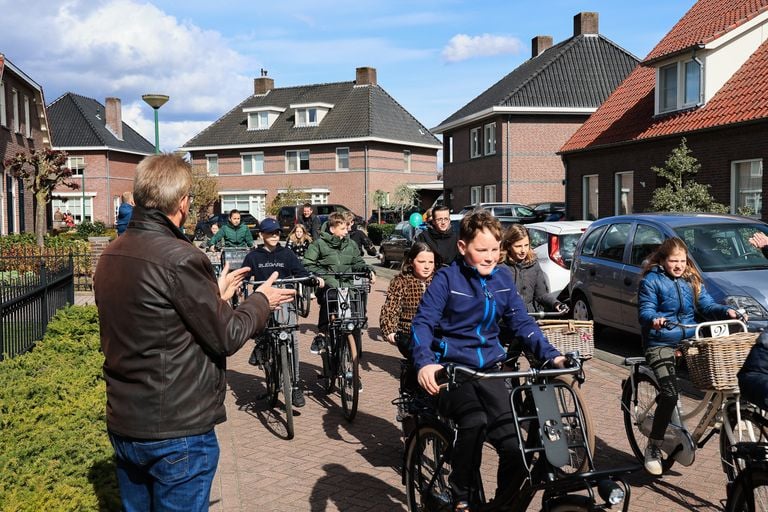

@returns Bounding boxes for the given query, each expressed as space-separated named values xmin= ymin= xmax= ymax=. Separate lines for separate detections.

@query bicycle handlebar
xmin=245 ymin=276 xmax=319 ymax=287
xmin=528 ymin=308 xmax=571 ymax=319
xmin=662 ymin=315 xmax=748 ymax=341
xmin=315 ymin=270 xmax=373 ymax=278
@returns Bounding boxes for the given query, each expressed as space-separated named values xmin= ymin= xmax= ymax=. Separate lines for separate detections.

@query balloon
xmin=409 ymin=212 xmax=423 ymax=228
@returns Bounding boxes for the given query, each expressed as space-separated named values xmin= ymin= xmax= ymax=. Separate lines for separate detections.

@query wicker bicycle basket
xmin=683 ymin=332 xmax=758 ymax=391
xmin=538 ymin=320 xmax=595 ymax=359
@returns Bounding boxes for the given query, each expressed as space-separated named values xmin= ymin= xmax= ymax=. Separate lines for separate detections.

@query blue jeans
xmin=108 ymin=429 xmax=219 ymax=512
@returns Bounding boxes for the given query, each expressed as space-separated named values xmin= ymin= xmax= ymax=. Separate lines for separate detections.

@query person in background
xmin=286 ymin=224 xmax=312 ymax=258
xmin=500 ymin=224 xmax=565 ymax=313
xmin=638 ymin=237 xmax=741 ymax=476
xmin=116 ymin=191 xmax=135 ymax=236
xmin=342 ymin=211 xmax=377 ymax=257
xmin=208 ymin=209 xmax=254 ymax=248
xmin=53 ymin=207 xmax=64 ymax=230
xmin=299 ymin=203 xmax=321 ymax=241
xmin=416 ymin=205 xmax=458 ymax=267
xmin=94 ymin=153 xmax=294 ymax=512
xmin=242 ymin=218 xmax=324 ymax=408
xmin=379 ymin=242 xmax=435 ymax=394
xmin=411 ymin=210 xmax=565 ymax=511
xmin=738 ymin=331 xmax=768 ymax=411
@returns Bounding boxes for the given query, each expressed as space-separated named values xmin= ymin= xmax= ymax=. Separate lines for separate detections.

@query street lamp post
xmin=142 ymin=94 xmax=169 ymax=153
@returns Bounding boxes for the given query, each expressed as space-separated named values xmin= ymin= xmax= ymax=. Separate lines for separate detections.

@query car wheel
xmin=571 ymin=293 xmax=593 ymax=322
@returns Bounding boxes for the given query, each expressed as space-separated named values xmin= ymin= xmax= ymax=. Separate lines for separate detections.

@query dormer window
xmin=243 ymin=106 xmax=284 ymax=131
xmin=290 ymin=102 xmax=333 ymax=128
xmin=657 ymin=58 xmax=702 ymax=114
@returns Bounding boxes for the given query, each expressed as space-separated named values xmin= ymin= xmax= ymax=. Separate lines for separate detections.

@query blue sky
xmin=1 ymin=0 xmax=693 ymax=151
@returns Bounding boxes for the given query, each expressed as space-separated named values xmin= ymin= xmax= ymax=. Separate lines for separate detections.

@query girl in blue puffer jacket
xmin=637 ymin=237 xmax=740 ymax=476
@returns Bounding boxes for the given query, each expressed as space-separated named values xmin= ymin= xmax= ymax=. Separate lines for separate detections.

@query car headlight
xmin=724 ymin=296 xmax=768 ymax=320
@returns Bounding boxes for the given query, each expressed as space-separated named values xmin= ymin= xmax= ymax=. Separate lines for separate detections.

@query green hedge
xmin=367 ymin=223 xmax=396 ymax=245
xmin=0 ymin=306 xmax=119 ymax=511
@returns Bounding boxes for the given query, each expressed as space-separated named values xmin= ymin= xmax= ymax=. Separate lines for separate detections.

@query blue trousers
xmin=108 ymin=429 xmax=219 ymax=512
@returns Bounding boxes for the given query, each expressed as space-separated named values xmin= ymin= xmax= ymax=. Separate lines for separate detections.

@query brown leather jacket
xmin=94 ymin=207 xmax=270 ymax=439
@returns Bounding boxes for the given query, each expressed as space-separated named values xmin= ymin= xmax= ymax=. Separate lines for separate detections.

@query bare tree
xmin=392 ymin=184 xmax=418 ymax=222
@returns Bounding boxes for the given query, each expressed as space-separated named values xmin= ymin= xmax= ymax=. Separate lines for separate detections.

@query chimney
xmin=254 ymin=69 xmax=274 ymax=95
xmin=574 ymin=12 xmax=599 ymax=36
xmin=355 ymin=66 xmax=377 ymax=86
xmin=531 ymin=35 xmax=553 ymax=58
xmin=105 ymin=97 xmax=123 ymax=140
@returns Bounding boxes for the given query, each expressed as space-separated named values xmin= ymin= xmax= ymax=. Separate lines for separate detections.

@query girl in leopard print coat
xmin=380 ymin=242 xmax=435 ymax=358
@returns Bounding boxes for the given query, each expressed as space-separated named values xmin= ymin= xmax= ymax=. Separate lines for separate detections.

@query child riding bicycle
xmin=638 ymin=236 xmax=742 ymax=476
xmin=411 ymin=210 xmax=565 ymax=512
xmin=243 ymin=218 xmax=324 ymax=408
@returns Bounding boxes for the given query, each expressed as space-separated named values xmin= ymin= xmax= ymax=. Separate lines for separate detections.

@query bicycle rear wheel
xmin=263 ymin=341 xmax=279 ymax=409
xmin=554 ymin=376 xmax=595 ymax=474
xmin=545 ymin=495 xmax=592 ymax=512
xmin=726 ymin=469 xmax=768 ymax=512
xmin=297 ymin=283 xmax=311 ymax=318
xmin=321 ymin=333 xmax=336 ymax=394
xmin=404 ymin=421 xmax=454 ymax=512
xmin=340 ymin=332 xmax=360 ymax=422
xmin=280 ymin=343 xmax=295 ymax=440
xmin=721 ymin=404 xmax=768 ymax=481
xmin=621 ymin=372 xmax=676 ymax=472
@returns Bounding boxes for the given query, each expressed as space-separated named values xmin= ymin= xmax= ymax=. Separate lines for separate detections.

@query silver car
xmin=569 ymin=213 xmax=768 ymax=334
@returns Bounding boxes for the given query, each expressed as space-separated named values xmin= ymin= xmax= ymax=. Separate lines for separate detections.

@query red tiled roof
xmin=645 ymin=0 xmax=768 ymax=63
xmin=562 ymin=32 xmax=768 ymax=153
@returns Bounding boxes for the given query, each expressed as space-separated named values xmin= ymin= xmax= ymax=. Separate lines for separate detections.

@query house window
xmin=583 ymin=174 xmax=598 ymax=220
xmin=615 ymin=171 xmax=634 ymax=215
xmin=220 ymin=193 xmax=266 ymax=220
xmin=658 ymin=59 xmax=701 ymax=113
xmin=241 ymin=152 xmax=264 ymax=175
xmin=732 ymin=159 xmax=763 ymax=217
xmin=286 ymin=150 xmax=310 ymax=172
xmin=0 ymin=81 xmax=5 ymax=127
xmin=448 ymin=136 xmax=453 ymax=163
xmin=11 ymin=89 xmax=19 ymax=133
xmin=52 ymin=195 xmax=93 ymax=224
xmin=67 ymin=156 xmax=85 ymax=177
xmin=404 ymin=150 xmax=411 ymax=173
xmin=483 ymin=185 xmax=496 ymax=202
xmin=470 ymin=186 xmax=482 ymax=205
xmin=206 ymin=154 xmax=218 ymax=176
xmin=311 ymin=192 xmax=329 ymax=205
xmin=336 ymin=148 xmax=349 ymax=170
xmin=484 ymin=123 xmax=496 ymax=155
xmin=23 ymin=95 xmax=31 ymax=138
xmin=296 ymin=108 xmax=318 ymax=127
xmin=247 ymin=111 xmax=269 ymax=130
xmin=470 ymin=127 xmax=481 ymax=158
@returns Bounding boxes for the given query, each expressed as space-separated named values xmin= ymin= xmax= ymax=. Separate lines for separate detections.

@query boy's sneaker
xmin=644 ymin=441 xmax=663 ymax=476
xmin=310 ymin=335 xmax=326 ymax=355
xmin=292 ymin=388 xmax=305 ymax=408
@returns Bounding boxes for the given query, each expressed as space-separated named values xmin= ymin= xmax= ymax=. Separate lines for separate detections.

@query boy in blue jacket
xmin=243 ymin=218 xmax=324 ymax=408
xmin=411 ymin=210 xmax=565 ymax=511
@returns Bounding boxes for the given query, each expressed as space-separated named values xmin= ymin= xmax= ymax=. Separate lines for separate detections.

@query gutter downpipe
xmin=364 ymin=144 xmax=369 ymax=223
xmin=506 ymin=115 xmax=511 ymax=201
xmin=105 ymin=150 xmax=111 ymax=224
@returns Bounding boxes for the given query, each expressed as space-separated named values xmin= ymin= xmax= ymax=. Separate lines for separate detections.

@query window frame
xmin=404 ymin=150 xmax=411 ymax=172
xmin=23 ymin=95 xmax=31 ymax=138
xmin=286 ymin=149 xmax=310 ymax=173
xmin=483 ymin=185 xmax=496 ymax=203
xmin=731 ymin=159 xmax=763 ymax=217
xmin=657 ymin=58 xmax=702 ymax=114
xmin=582 ymin=174 xmax=599 ymax=220
xmin=470 ymin=127 xmax=482 ymax=158
xmin=296 ymin=107 xmax=318 ymax=127
xmin=241 ymin=152 xmax=264 ymax=175
xmin=11 ymin=88 xmax=19 ymax=133
xmin=484 ymin=122 xmax=496 ymax=155
xmin=614 ymin=171 xmax=634 ymax=216
xmin=67 ymin=156 xmax=85 ymax=177
xmin=470 ymin=186 xmax=482 ymax=205
xmin=0 ymin=81 xmax=6 ymax=127
xmin=247 ymin=111 xmax=270 ymax=130
xmin=206 ymin=154 xmax=219 ymax=176
xmin=336 ymin=147 xmax=350 ymax=171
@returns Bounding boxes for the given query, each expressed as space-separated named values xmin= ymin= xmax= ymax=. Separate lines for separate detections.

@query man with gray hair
xmin=95 ymin=153 xmax=294 ymax=511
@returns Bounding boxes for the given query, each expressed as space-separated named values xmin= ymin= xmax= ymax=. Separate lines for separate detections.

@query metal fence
xmin=0 ymin=254 xmax=75 ymax=360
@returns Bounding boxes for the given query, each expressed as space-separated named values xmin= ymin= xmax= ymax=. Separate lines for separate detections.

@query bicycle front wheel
xmin=404 ymin=421 xmax=454 ymax=512
xmin=726 ymin=469 xmax=768 ymax=512
xmin=280 ymin=342 xmax=295 ymax=440
xmin=554 ymin=375 xmax=595 ymax=474
xmin=297 ymin=283 xmax=311 ymax=318
xmin=321 ymin=333 xmax=336 ymax=394
xmin=263 ymin=342 xmax=279 ymax=409
xmin=545 ymin=495 xmax=592 ymax=512
xmin=340 ymin=333 xmax=360 ymax=422
xmin=721 ymin=403 xmax=768 ymax=481
xmin=621 ymin=372 xmax=676 ymax=472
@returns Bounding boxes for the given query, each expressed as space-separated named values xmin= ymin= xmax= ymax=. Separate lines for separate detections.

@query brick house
xmin=432 ymin=13 xmax=638 ymax=211
xmin=180 ymin=67 xmax=441 ymax=221
xmin=0 ymin=54 xmax=49 ymax=235
xmin=560 ymin=0 xmax=768 ymax=222
xmin=47 ymin=93 xmax=154 ymax=226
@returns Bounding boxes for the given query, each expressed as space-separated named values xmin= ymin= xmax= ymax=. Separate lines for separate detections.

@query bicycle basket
xmin=325 ymin=287 xmax=366 ymax=325
xmin=538 ymin=320 xmax=594 ymax=359
xmin=683 ymin=332 xmax=758 ymax=391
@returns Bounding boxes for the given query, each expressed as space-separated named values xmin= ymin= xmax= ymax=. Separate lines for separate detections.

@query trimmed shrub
xmin=0 ymin=306 xmax=120 ymax=511
xmin=367 ymin=223 xmax=396 ymax=245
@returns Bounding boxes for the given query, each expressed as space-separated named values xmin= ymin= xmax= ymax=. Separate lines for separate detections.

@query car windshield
xmin=674 ymin=223 xmax=768 ymax=272
xmin=559 ymin=233 xmax=583 ymax=264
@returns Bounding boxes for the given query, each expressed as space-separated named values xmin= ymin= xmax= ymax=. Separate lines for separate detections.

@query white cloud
xmin=441 ymin=33 xmax=524 ymax=62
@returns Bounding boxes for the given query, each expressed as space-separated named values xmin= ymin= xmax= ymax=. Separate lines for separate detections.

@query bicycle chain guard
xmin=531 ymin=383 xmax=571 ymax=468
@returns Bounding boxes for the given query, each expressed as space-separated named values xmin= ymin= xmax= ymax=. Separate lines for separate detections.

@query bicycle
xmin=315 ymin=271 xmax=370 ymax=422
xmin=296 ymin=279 xmax=312 ymax=318
xmin=621 ymin=318 xmax=768 ymax=480
xmin=725 ymin=442 xmax=768 ymax=512
xmin=245 ymin=275 xmax=316 ymax=440
xmin=402 ymin=353 xmax=636 ymax=512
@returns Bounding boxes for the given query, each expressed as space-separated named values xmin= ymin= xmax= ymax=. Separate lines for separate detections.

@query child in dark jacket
xmin=243 ymin=218 xmax=324 ymax=408
xmin=286 ymin=224 xmax=312 ymax=258
xmin=738 ymin=331 xmax=768 ymax=411
xmin=411 ymin=210 xmax=564 ymax=511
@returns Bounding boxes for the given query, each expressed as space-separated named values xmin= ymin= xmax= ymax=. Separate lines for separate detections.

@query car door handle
xmin=624 ymin=277 xmax=633 ymax=286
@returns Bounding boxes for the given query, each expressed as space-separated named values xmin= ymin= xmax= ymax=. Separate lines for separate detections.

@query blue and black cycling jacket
xmin=411 ymin=260 xmax=561 ymax=371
